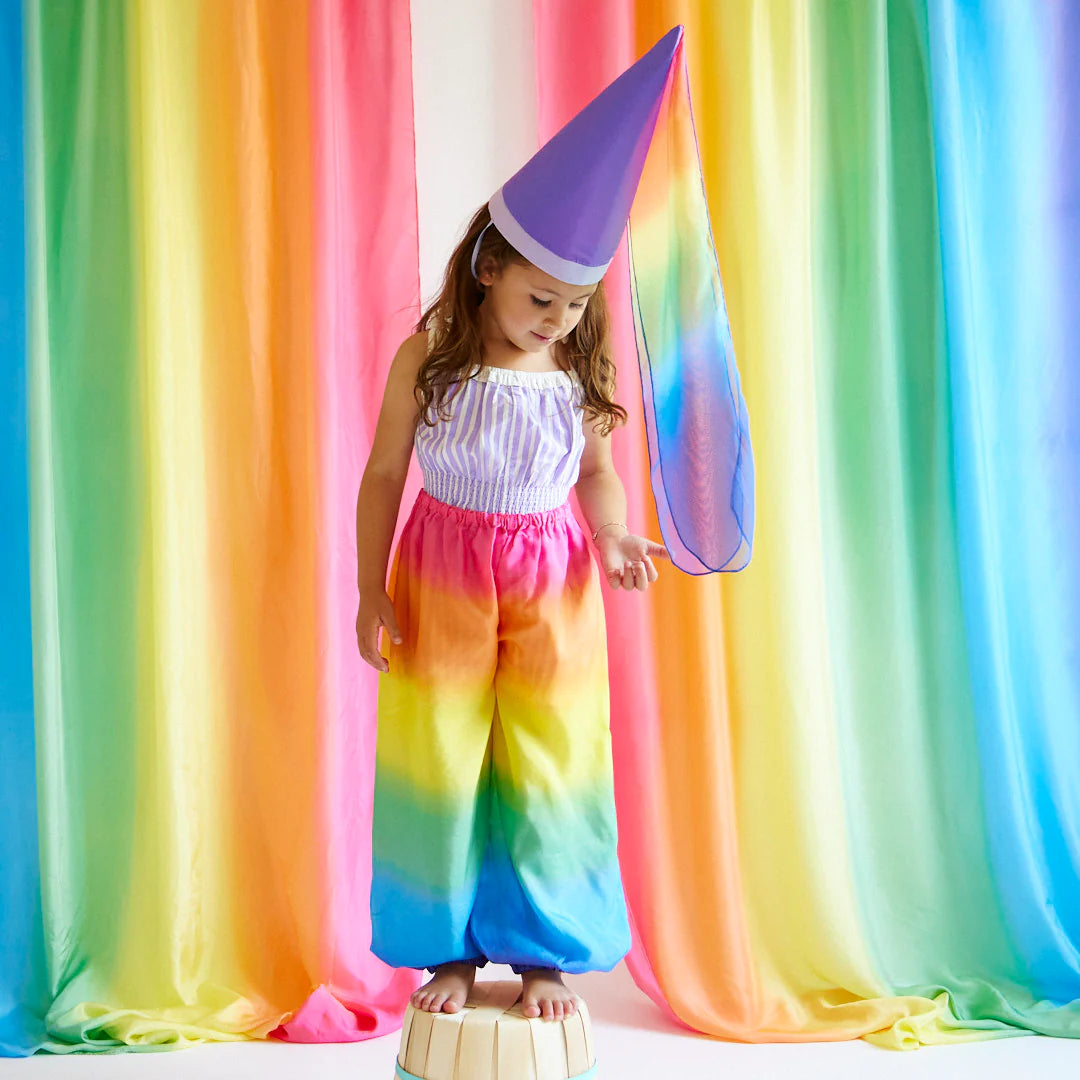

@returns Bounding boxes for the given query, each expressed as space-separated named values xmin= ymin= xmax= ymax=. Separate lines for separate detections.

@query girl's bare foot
xmin=521 ymin=968 xmax=579 ymax=1022
xmin=410 ymin=961 xmax=477 ymax=1014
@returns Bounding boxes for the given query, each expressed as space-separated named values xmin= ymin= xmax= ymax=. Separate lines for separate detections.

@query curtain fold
xmin=6 ymin=0 xmax=420 ymax=1054
xmin=927 ymin=0 xmax=1080 ymax=1004
xmin=535 ymin=0 xmax=1080 ymax=1050
xmin=0 ymin=0 xmax=48 ymax=1058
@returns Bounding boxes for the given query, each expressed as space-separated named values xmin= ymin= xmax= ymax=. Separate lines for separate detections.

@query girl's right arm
xmin=355 ymin=330 xmax=428 ymax=673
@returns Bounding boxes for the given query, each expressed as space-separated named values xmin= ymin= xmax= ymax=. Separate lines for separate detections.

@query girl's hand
xmin=596 ymin=528 xmax=669 ymax=591
xmin=356 ymin=589 xmax=402 ymax=673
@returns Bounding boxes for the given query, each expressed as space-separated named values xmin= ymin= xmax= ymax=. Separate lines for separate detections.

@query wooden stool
xmin=395 ymin=979 xmax=597 ymax=1079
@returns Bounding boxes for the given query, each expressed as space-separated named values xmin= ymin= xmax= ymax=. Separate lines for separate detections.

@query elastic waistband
xmin=422 ymin=470 xmax=572 ymax=517
xmin=414 ymin=488 xmax=574 ymax=530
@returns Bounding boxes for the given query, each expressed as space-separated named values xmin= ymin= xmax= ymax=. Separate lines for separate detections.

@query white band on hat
xmin=470 ymin=220 xmax=494 ymax=279
xmin=488 ymin=188 xmax=610 ymax=286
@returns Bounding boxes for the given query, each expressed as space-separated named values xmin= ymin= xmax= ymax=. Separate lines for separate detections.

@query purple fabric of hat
xmin=487 ymin=27 xmax=683 ymax=286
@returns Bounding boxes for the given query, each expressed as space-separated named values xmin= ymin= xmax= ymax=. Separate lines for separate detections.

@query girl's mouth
xmin=532 ymin=332 xmax=552 ymax=342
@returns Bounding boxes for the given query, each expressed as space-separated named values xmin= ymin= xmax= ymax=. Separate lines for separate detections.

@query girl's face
xmin=477 ymin=260 xmax=597 ymax=354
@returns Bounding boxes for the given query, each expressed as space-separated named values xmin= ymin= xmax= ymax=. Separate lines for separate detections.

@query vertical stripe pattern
xmin=415 ymin=366 xmax=587 ymax=514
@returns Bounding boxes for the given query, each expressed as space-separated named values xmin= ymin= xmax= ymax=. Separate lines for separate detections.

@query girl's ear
xmin=475 ymin=254 xmax=500 ymax=287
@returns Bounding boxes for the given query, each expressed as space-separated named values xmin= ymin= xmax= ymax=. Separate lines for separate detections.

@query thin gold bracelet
xmin=592 ymin=521 xmax=628 ymax=542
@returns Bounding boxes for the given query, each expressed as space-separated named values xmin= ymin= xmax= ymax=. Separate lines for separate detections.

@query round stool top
xmin=395 ymin=979 xmax=596 ymax=1080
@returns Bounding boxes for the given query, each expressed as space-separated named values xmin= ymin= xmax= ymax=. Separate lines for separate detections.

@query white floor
xmin=4 ymin=960 xmax=1078 ymax=1078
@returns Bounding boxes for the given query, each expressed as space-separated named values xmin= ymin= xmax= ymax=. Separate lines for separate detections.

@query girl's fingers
xmin=606 ymin=562 xmax=664 ymax=592
xmin=603 ymin=558 xmax=624 ymax=588
xmin=360 ymin=647 xmax=388 ymax=673
xmin=373 ymin=625 xmax=394 ymax=671
xmin=378 ymin=599 xmax=403 ymax=644
xmin=367 ymin=636 xmax=389 ymax=672
xmin=617 ymin=559 xmax=656 ymax=592
xmin=356 ymin=620 xmax=390 ymax=673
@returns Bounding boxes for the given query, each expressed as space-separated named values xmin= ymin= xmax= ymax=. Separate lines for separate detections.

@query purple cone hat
xmin=475 ymin=27 xmax=682 ymax=286
xmin=475 ymin=26 xmax=756 ymax=575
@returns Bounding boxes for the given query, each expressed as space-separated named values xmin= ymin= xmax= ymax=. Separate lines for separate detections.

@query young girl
xmin=354 ymin=204 xmax=668 ymax=1023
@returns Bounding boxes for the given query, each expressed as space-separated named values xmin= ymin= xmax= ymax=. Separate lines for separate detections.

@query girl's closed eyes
xmin=531 ymin=295 xmax=584 ymax=309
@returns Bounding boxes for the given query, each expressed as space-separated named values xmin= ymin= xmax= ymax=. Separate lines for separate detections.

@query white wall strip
xmin=410 ymin=0 xmax=537 ymax=307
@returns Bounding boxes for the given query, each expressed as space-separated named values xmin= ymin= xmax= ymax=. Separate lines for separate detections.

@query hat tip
xmin=660 ymin=25 xmax=684 ymax=55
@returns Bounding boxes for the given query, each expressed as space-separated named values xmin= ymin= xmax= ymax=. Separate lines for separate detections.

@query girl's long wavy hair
xmin=415 ymin=203 xmax=628 ymax=436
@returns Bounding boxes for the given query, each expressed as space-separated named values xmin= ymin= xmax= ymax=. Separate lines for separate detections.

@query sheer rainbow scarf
xmin=628 ymin=32 xmax=754 ymax=573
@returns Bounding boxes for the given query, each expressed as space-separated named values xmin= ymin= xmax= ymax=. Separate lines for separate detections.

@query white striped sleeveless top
xmin=413 ymin=332 xmax=587 ymax=515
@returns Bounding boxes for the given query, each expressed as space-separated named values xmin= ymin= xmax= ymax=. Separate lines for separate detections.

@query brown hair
xmin=415 ymin=203 xmax=628 ymax=436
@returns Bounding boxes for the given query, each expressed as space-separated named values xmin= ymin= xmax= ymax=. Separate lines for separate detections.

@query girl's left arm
xmin=575 ymin=415 xmax=669 ymax=591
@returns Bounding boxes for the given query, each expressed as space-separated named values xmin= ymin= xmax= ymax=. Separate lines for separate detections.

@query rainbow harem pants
xmin=370 ymin=489 xmax=631 ymax=975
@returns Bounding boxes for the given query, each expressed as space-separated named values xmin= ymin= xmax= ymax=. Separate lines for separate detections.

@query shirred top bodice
xmin=414 ymin=355 xmax=587 ymax=516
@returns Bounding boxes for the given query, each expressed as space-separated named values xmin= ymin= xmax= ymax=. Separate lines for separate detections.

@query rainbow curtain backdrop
xmin=3 ymin=0 xmax=1080 ymax=1057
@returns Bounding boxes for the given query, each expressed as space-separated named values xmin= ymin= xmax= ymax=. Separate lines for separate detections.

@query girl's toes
xmin=523 ymin=1001 xmax=540 ymax=1018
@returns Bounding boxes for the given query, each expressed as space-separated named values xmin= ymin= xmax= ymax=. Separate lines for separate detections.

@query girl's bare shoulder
xmin=389 ymin=330 xmax=431 ymax=379
xmin=401 ymin=328 xmax=431 ymax=358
